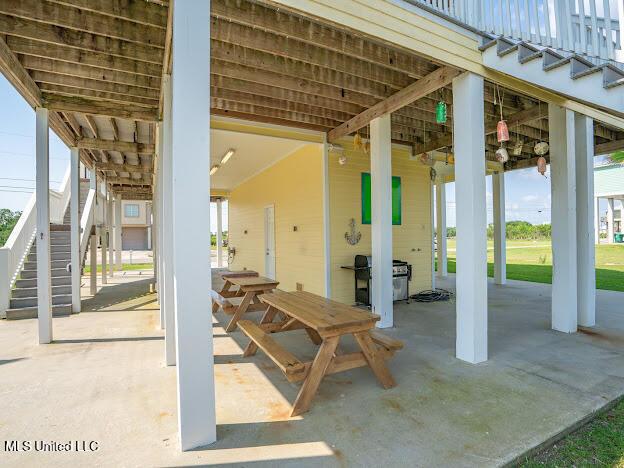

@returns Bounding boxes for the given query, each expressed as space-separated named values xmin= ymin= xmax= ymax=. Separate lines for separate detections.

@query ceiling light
xmin=220 ymin=149 xmax=235 ymax=165
xmin=210 ymin=165 xmax=219 ymax=175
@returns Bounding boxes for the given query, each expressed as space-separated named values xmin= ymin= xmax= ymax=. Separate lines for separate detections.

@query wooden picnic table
xmin=237 ymin=290 xmax=403 ymax=416
xmin=211 ymin=272 xmax=279 ymax=332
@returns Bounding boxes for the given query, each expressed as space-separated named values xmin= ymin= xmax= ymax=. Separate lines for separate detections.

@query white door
xmin=264 ymin=205 xmax=276 ymax=279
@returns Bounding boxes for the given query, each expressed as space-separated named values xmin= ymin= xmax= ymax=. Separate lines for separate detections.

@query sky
xmin=0 ymin=73 xmax=615 ymax=231
xmin=0 ymin=74 xmax=228 ymax=232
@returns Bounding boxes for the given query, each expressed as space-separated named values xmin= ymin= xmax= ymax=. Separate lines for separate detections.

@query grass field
xmin=444 ymin=239 xmax=624 ymax=292
xmin=521 ymin=398 xmax=624 ymax=467
xmin=83 ymin=263 xmax=153 ymax=273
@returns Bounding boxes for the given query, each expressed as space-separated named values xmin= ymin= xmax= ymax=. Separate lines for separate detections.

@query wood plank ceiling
xmin=0 ymin=0 xmax=622 ymax=202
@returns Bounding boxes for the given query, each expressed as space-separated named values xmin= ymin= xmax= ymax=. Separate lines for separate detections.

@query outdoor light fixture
xmin=220 ymin=148 xmax=235 ymax=165
xmin=210 ymin=165 xmax=219 ymax=175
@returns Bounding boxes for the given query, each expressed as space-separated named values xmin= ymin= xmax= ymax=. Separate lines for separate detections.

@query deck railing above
xmin=411 ymin=0 xmax=623 ymax=63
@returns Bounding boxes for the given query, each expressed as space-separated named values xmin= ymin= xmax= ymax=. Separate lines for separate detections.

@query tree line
xmin=0 ymin=209 xmax=21 ymax=247
xmin=446 ymin=221 xmax=551 ymax=240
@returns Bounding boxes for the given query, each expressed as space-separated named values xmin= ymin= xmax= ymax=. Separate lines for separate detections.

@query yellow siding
xmin=228 ymin=144 xmax=326 ymax=295
xmin=329 ymin=143 xmax=433 ymax=304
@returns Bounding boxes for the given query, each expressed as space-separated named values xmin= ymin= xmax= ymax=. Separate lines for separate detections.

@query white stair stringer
xmin=480 ymin=36 xmax=624 ymax=115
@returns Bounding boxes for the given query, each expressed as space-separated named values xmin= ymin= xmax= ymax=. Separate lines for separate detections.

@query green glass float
xmin=435 ymin=101 xmax=447 ymax=124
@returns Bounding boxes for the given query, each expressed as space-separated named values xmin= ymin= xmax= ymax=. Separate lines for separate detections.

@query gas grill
xmin=342 ymin=255 xmax=412 ymax=306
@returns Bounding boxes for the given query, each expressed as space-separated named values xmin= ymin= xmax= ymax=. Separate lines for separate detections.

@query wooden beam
xmin=44 ymin=94 xmax=158 ymax=121
xmin=96 ymin=162 xmax=152 ymax=174
xmin=6 ymin=36 xmax=162 ymax=77
xmin=0 ymin=0 xmax=165 ymax=48
xmin=46 ymin=0 xmax=168 ymax=28
xmin=38 ymin=82 xmax=160 ymax=108
xmin=158 ymin=2 xmax=173 ymax=119
xmin=0 ymin=36 xmax=41 ymax=107
xmin=328 ymin=67 xmax=461 ymax=142
xmin=0 ymin=15 xmax=162 ymax=65
xmin=20 ymin=55 xmax=161 ymax=90
xmin=110 ymin=118 xmax=119 ymax=141
xmin=595 ymin=138 xmax=624 ymax=155
xmin=61 ymin=112 xmax=82 ymax=139
xmin=84 ymin=115 xmax=99 ymax=138
xmin=31 ymin=70 xmax=160 ymax=101
xmin=105 ymin=177 xmax=150 ymax=186
xmin=78 ymin=137 xmax=155 ymax=154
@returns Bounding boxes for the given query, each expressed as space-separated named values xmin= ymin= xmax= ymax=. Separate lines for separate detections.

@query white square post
xmin=101 ymin=182 xmax=107 ymax=285
xmin=70 ymin=147 xmax=81 ymax=313
xmin=107 ymin=190 xmax=114 ymax=277
xmin=594 ymin=197 xmax=600 ymax=244
xmin=453 ymin=72 xmax=488 ymax=364
xmin=216 ymin=199 xmax=223 ymax=268
xmin=36 ymin=107 xmax=52 ymax=344
xmin=435 ymin=182 xmax=448 ymax=277
xmin=607 ymin=198 xmax=615 ymax=243
xmin=492 ymin=171 xmax=506 ymax=285
xmin=114 ymin=195 xmax=122 ymax=272
xmin=370 ymin=113 xmax=393 ymax=329
xmin=89 ymin=172 xmax=97 ymax=295
xmin=549 ymin=104 xmax=577 ymax=333
xmin=171 ymin=0 xmax=216 ymax=450
xmin=162 ymin=73 xmax=176 ymax=365
xmin=575 ymin=113 xmax=595 ymax=327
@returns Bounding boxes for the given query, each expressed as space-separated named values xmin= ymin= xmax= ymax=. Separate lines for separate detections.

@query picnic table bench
xmin=237 ymin=290 xmax=403 ymax=416
xmin=211 ymin=271 xmax=279 ymax=332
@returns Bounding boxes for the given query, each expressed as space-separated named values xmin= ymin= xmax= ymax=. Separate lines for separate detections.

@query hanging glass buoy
xmin=534 ymin=141 xmax=549 ymax=156
xmin=497 ymin=120 xmax=509 ymax=142
xmin=435 ymin=101 xmax=447 ymax=124
xmin=495 ymin=146 xmax=509 ymax=163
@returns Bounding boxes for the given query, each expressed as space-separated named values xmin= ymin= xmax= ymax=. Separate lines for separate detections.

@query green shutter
xmin=361 ymin=172 xmax=401 ymax=225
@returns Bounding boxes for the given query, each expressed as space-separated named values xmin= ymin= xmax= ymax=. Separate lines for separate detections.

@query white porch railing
xmin=412 ymin=0 xmax=623 ymax=63
xmin=79 ymin=189 xmax=96 ymax=263
xmin=0 ymin=165 xmax=72 ymax=316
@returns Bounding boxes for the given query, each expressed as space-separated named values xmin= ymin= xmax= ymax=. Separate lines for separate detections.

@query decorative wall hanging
xmin=338 ymin=155 xmax=347 ymax=165
xmin=344 ymin=218 xmax=362 ymax=245
xmin=353 ymin=133 xmax=363 ymax=151
xmin=534 ymin=141 xmax=549 ymax=155
xmin=363 ymin=141 xmax=370 ymax=155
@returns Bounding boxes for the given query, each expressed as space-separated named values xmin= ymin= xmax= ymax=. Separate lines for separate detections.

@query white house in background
xmin=594 ymin=162 xmax=624 ymax=242
xmin=121 ymin=200 xmax=153 ymax=250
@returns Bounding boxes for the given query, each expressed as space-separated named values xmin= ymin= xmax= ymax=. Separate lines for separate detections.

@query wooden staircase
xmin=5 ymin=180 xmax=91 ymax=320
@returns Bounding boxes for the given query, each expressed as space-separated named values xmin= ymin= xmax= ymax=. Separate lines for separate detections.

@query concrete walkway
xmin=1 ymin=271 xmax=623 ymax=467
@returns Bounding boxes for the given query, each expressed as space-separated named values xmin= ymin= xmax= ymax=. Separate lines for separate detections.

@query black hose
xmin=410 ymin=289 xmax=453 ymax=302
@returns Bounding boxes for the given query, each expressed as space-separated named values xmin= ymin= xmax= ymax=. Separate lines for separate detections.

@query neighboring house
xmin=121 ymin=200 xmax=152 ymax=251
xmin=594 ymin=162 xmax=624 ymax=242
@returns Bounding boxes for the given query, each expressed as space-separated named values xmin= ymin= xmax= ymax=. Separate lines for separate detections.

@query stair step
xmin=21 ymin=268 xmax=70 ymax=279
xmin=10 ymin=293 xmax=73 ymax=309
xmin=15 ymin=276 xmax=71 ymax=288
xmin=23 ymin=260 xmax=70 ymax=271
xmin=5 ymin=304 xmax=72 ymax=320
xmin=32 ymin=244 xmax=71 ymax=252
xmin=11 ymin=284 xmax=72 ymax=298
xmin=28 ymin=252 xmax=71 ymax=262
xmin=50 ymin=224 xmax=70 ymax=232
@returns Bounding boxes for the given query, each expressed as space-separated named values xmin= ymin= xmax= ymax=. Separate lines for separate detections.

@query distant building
xmin=594 ymin=162 xmax=623 ymax=242
xmin=121 ymin=200 xmax=152 ymax=250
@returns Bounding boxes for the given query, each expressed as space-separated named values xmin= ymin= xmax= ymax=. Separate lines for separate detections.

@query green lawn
xmin=84 ymin=263 xmax=153 ymax=273
xmin=443 ymin=240 xmax=624 ymax=292
xmin=520 ymin=398 xmax=624 ymax=467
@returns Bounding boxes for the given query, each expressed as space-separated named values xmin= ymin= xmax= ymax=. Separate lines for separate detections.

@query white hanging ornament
xmin=534 ymin=141 xmax=549 ymax=156
xmin=495 ymin=146 xmax=509 ymax=163
xmin=338 ymin=155 xmax=347 ymax=165
xmin=512 ymin=140 xmax=523 ymax=156
xmin=537 ymin=156 xmax=547 ymax=176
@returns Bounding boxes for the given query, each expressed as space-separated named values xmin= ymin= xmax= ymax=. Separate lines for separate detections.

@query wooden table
xmin=214 ymin=274 xmax=279 ymax=332
xmin=237 ymin=291 xmax=403 ymax=416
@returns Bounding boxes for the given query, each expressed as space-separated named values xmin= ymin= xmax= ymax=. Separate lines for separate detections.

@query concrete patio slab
xmin=0 ymin=271 xmax=623 ymax=467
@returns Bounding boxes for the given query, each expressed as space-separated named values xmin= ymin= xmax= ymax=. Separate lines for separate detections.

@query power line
xmin=0 ymin=177 xmax=62 ymax=183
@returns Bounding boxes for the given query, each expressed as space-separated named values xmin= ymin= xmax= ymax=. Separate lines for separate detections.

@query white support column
xmin=171 ymin=0 xmax=216 ymax=450
xmin=575 ymin=113 xmax=595 ymax=327
xmin=595 ymin=197 xmax=600 ymax=244
xmin=370 ymin=113 xmax=393 ymax=329
xmin=216 ymin=199 xmax=223 ymax=268
xmin=114 ymin=196 xmax=122 ymax=271
xmin=155 ymin=122 xmax=164 ymax=328
xmin=36 ymin=107 xmax=52 ymax=344
xmin=549 ymin=104 xmax=577 ymax=333
xmin=430 ymin=182 xmax=436 ymax=290
xmin=70 ymin=147 xmax=81 ymax=313
xmin=162 ymin=73 xmax=176 ymax=365
xmin=453 ymin=72 xmax=488 ymax=364
xmin=90 ymin=173 xmax=97 ymax=296
xmin=321 ymin=136 xmax=332 ymax=297
xmin=492 ymin=171 xmax=506 ymax=285
xmin=107 ymin=190 xmax=113 ymax=277
xmin=435 ymin=182 xmax=448 ymax=278
xmin=607 ymin=198 xmax=615 ymax=243
xmin=101 ymin=188 xmax=107 ymax=285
